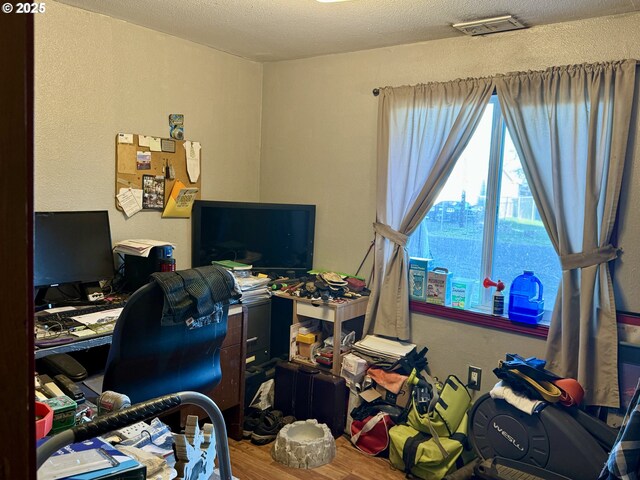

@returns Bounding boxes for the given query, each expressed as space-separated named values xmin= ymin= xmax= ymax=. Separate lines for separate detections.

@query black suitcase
xmin=274 ymin=362 xmax=348 ymax=438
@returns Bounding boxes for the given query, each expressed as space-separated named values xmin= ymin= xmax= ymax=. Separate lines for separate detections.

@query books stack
xmin=213 ymin=260 xmax=253 ymax=271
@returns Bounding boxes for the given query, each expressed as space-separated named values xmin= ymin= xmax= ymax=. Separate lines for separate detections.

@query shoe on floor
xmin=242 ymin=408 xmax=265 ymax=439
xmin=250 ymin=410 xmax=295 ymax=445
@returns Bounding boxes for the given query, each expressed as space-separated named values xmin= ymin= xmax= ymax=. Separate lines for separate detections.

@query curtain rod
xmin=371 ymin=60 xmax=638 ymax=97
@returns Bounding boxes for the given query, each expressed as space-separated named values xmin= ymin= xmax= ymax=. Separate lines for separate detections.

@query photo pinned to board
xmin=142 ymin=174 xmax=165 ymax=210
xmin=136 ymin=151 xmax=151 ymax=170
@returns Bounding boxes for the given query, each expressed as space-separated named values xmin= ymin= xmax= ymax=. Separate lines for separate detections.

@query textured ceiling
xmin=55 ymin=0 xmax=640 ymax=61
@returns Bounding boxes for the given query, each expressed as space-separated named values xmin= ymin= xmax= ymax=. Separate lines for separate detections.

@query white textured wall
xmin=34 ymin=4 xmax=640 ymax=389
xmin=35 ymin=2 xmax=263 ymax=269
xmin=261 ymin=12 xmax=640 ymax=387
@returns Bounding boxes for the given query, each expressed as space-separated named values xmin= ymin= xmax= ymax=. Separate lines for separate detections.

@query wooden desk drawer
xmin=222 ymin=312 xmax=242 ymax=348
xmin=296 ymin=302 xmax=335 ymax=322
xmin=211 ymin=344 xmax=242 ymax=411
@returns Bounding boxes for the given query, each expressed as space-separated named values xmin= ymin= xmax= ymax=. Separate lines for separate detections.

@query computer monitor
xmin=34 ymin=211 xmax=115 ymax=303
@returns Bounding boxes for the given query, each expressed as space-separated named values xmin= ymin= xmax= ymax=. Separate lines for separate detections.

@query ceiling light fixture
xmin=452 ymin=15 xmax=526 ymax=36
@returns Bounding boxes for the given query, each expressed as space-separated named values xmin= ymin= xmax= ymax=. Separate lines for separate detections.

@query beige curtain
xmin=365 ymin=79 xmax=494 ymax=339
xmin=495 ymin=60 xmax=636 ymax=406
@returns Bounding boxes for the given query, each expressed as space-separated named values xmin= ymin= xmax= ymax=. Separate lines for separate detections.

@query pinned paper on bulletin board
xmin=162 ymin=180 xmax=199 ymax=218
xmin=116 ymin=187 xmax=143 ymax=218
xmin=114 ymin=133 xmax=201 ymax=216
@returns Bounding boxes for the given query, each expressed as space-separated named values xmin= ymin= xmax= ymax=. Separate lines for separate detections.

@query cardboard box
xmin=374 ymin=381 xmax=412 ymax=408
xmin=451 ymin=278 xmax=475 ymax=310
xmin=340 ymin=353 xmax=368 ymax=386
xmin=43 ymin=395 xmax=77 ymax=434
xmin=298 ymin=341 xmax=321 ymax=359
xmin=426 ymin=267 xmax=452 ymax=306
xmin=360 ymin=381 xmax=412 ymax=408
xmin=409 ymin=257 xmax=431 ymax=301
xmin=341 ymin=353 xmax=368 ymax=376
xmin=289 ymin=319 xmax=320 ymax=361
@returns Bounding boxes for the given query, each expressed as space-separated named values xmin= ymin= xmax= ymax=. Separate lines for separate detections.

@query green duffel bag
xmin=389 ymin=412 xmax=469 ymax=480
xmin=408 ymin=375 xmax=471 ymax=437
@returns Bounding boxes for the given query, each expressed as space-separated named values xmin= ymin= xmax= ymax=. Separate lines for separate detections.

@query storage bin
xmin=35 ymin=401 xmax=53 ymax=440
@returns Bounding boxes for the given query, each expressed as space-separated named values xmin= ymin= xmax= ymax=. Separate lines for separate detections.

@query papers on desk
xmin=70 ymin=308 xmax=124 ymax=326
xmin=37 ymin=436 xmax=143 ymax=480
xmin=113 ymin=239 xmax=175 ymax=257
xmin=353 ymin=335 xmax=416 ymax=362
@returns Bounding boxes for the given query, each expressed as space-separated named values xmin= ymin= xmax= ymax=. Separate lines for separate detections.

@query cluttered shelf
xmin=275 ymin=291 xmax=368 ymax=376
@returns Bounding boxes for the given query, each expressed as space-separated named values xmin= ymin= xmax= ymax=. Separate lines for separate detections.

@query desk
xmin=180 ymin=304 xmax=247 ymax=440
xmin=276 ymin=293 xmax=368 ymax=375
xmin=35 ymin=333 xmax=112 ymax=359
xmin=34 ymin=304 xmax=247 ymax=440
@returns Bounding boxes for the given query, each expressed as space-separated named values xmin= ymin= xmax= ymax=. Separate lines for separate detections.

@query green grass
xmin=427 ymin=217 xmax=551 ymax=246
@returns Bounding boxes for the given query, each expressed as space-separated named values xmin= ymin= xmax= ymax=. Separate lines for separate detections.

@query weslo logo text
xmin=493 ymin=422 xmax=524 ymax=451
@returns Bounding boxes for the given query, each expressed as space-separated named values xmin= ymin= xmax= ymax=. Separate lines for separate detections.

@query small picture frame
xmin=142 ymin=175 xmax=165 ymax=210
xmin=161 ymin=138 xmax=176 ymax=153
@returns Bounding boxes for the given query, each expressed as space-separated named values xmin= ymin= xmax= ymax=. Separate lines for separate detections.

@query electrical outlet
xmin=468 ymin=366 xmax=482 ymax=391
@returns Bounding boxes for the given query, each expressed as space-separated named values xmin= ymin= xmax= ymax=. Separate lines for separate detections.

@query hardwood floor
xmin=227 ymin=435 xmax=406 ymax=480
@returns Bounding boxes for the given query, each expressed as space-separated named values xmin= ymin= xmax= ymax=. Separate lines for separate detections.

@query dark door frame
xmin=1 ymin=12 xmax=35 ymax=480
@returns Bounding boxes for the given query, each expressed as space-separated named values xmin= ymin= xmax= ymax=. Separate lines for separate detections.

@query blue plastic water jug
xmin=508 ymin=271 xmax=544 ymax=324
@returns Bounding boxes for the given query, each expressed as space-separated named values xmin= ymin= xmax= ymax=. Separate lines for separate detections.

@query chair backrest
xmin=103 ymin=282 xmax=228 ymax=404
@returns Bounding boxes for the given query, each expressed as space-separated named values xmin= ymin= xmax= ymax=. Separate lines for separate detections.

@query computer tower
xmin=123 ymin=246 xmax=175 ymax=293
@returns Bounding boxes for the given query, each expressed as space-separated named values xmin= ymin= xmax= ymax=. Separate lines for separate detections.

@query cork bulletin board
xmin=115 ymin=133 xmax=201 ymax=212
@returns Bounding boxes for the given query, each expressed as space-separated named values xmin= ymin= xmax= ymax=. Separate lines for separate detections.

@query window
xmin=408 ymin=96 xmax=561 ymax=321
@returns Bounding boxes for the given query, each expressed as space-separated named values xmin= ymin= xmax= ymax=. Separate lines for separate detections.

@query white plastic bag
xmin=249 ymin=379 xmax=275 ymax=410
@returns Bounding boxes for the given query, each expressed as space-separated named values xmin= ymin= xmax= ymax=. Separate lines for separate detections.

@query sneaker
xmin=242 ymin=409 xmax=264 ymax=439
xmin=250 ymin=410 xmax=295 ymax=445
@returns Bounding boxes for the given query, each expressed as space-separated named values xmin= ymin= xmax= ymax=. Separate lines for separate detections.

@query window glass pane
xmin=494 ymin=129 xmax=561 ymax=314
xmin=408 ymin=103 xmax=495 ymax=305
xmin=409 ymin=99 xmax=561 ymax=321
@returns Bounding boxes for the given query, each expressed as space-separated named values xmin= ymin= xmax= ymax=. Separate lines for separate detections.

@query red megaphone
xmin=483 ymin=277 xmax=505 ymax=292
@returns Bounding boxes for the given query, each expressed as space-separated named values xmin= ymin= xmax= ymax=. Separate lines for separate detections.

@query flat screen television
xmin=192 ymin=201 xmax=315 ymax=276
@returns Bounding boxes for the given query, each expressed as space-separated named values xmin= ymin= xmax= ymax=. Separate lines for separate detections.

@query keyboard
xmin=36 ymin=302 xmax=126 ymax=331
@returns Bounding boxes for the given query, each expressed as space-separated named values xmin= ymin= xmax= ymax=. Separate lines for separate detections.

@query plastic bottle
xmin=482 ymin=277 xmax=505 ymax=316
xmin=508 ymin=271 xmax=544 ymax=324
xmin=493 ymin=289 xmax=504 ymax=315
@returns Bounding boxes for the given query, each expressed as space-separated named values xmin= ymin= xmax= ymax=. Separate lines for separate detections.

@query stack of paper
xmin=353 ymin=335 xmax=416 ymax=362
xmin=235 ymin=276 xmax=271 ymax=304
xmin=113 ymin=239 xmax=175 ymax=257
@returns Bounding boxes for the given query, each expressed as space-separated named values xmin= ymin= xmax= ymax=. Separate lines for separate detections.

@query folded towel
xmin=490 ymin=381 xmax=545 ymax=415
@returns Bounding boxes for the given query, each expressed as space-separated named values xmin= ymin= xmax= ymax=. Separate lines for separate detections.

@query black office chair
xmin=102 ymin=280 xmax=229 ymax=404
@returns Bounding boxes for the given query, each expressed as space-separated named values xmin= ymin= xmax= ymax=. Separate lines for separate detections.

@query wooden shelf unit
xmin=277 ymin=293 xmax=368 ymax=376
